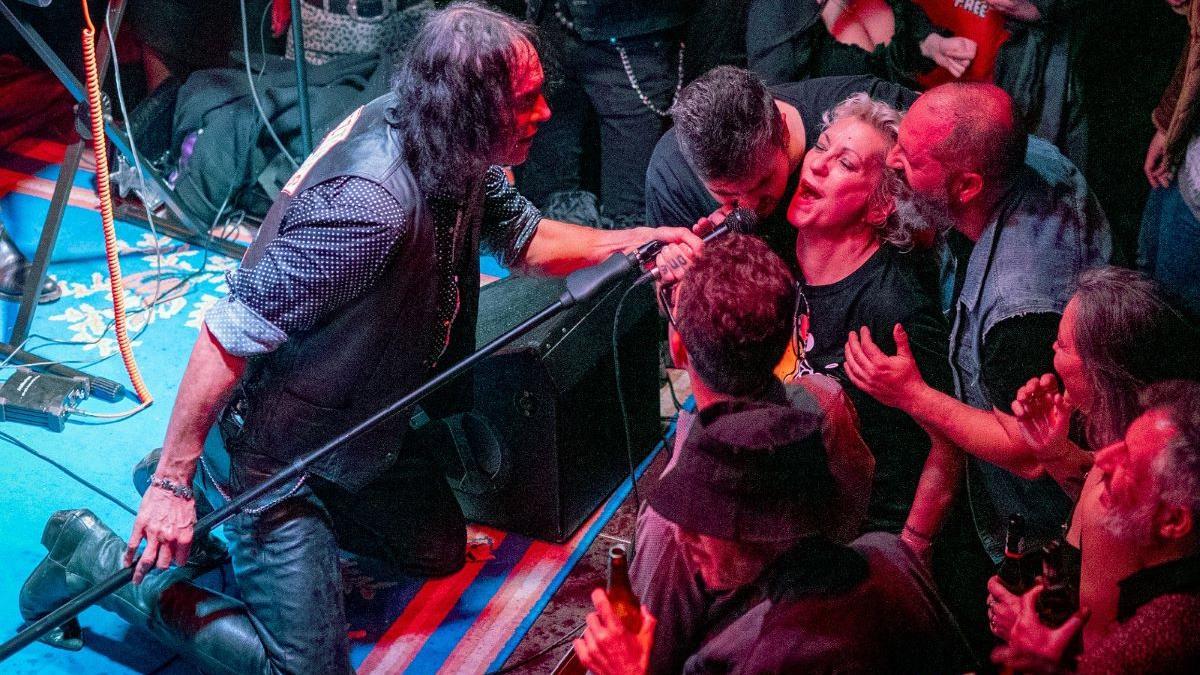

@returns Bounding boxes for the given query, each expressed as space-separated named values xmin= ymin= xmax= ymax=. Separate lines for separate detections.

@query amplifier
xmin=435 ymin=275 xmax=660 ymax=542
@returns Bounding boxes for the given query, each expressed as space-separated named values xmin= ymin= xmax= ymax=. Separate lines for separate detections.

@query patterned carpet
xmin=0 ymin=138 xmax=658 ymax=674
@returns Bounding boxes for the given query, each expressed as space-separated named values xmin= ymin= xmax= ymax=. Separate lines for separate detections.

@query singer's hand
xmin=654 ymin=243 xmax=696 ymax=286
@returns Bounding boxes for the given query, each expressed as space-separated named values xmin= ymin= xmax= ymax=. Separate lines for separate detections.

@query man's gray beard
xmin=1099 ymin=498 xmax=1157 ymax=547
xmin=893 ymin=180 xmax=957 ymax=240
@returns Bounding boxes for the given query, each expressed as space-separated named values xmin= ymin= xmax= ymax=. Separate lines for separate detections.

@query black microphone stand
xmin=0 ymin=250 xmax=642 ymax=662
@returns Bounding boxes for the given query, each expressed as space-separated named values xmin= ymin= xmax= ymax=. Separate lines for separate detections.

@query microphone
xmin=634 ymin=206 xmax=758 ymax=285
xmin=559 ymin=207 xmax=758 ymax=307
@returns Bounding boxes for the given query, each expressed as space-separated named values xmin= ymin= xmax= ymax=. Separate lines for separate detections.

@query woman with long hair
xmin=990 ymin=267 xmax=1200 ymax=648
xmin=846 ymin=265 xmax=1200 ymax=647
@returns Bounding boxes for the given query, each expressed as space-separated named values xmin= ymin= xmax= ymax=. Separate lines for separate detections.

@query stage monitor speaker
xmin=438 ymin=275 xmax=660 ymax=543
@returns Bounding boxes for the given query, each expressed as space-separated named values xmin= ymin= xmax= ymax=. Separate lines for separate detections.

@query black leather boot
xmin=18 ymin=509 xmax=168 ymax=650
xmin=19 ymin=509 xmax=272 ymax=674
xmin=0 ymin=224 xmax=60 ymax=304
xmin=17 ymin=510 xmax=90 ymax=650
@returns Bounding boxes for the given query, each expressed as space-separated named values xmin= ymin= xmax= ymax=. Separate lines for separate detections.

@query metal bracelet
xmin=150 ymin=476 xmax=194 ymax=501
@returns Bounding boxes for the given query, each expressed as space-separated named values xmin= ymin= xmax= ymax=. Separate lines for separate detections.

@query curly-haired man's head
xmin=670 ymin=234 xmax=796 ymax=396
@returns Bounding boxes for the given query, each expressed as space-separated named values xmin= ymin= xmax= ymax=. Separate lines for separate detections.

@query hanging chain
xmin=553 ymin=1 xmax=685 ymax=118
xmin=615 ymin=39 xmax=684 ymax=118
xmin=553 ymin=0 xmax=576 ymax=32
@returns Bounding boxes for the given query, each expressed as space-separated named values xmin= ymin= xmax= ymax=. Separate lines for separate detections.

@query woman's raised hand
xmin=1011 ymin=374 xmax=1074 ymax=462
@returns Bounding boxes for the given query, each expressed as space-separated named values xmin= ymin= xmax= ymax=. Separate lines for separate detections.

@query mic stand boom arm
xmin=0 ymin=251 xmax=641 ymax=662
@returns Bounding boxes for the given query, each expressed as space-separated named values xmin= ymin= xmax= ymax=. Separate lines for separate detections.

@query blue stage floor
xmin=0 ymin=215 xmax=231 ymax=673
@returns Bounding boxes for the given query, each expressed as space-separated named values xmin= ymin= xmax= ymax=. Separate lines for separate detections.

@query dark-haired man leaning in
xmin=577 ymin=235 xmax=969 ymax=675
xmin=15 ymin=4 xmax=701 ymax=674
xmin=645 ymin=66 xmax=918 ymax=267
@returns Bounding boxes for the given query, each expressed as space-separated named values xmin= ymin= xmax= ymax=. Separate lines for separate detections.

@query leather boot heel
xmin=0 ymin=224 xmax=60 ymax=304
xmin=18 ymin=509 xmax=105 ymax=651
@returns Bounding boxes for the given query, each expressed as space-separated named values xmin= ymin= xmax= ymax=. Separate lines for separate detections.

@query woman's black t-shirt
xmin=786 ymin=244 xmax=952 ymax=533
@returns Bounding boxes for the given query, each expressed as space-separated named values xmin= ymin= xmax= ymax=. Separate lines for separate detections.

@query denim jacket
xmin=949 ymin=136 xmax=1111 ymax=561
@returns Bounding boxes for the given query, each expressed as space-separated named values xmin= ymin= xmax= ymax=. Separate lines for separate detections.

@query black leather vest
xmin=232 ymin=94 xmax=480 ymax=492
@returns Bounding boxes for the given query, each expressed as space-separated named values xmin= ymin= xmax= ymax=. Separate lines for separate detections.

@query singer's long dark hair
xmin=389 ymin=2 xmax=533 ymax=195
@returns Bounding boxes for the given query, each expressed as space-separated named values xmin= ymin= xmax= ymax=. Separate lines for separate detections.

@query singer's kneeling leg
xmin=317 ymin=428 xmax=467 ymax=579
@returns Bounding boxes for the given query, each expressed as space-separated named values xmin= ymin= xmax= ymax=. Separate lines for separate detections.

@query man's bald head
xmin=913 ymin=82 xmax=1027 ymax=192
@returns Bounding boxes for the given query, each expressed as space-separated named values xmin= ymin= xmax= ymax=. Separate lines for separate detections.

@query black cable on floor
xmin=145 ymin=654 xmax=181 ymax=675
xmin=0 ymin=431 xmax=137 ymax=515
xmin=611 ymin=282 xmax=642 ymax=557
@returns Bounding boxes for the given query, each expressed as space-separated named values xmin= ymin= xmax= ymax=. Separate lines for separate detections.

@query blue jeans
xmin=1139 ymin=182 xmax=1200 ymax=316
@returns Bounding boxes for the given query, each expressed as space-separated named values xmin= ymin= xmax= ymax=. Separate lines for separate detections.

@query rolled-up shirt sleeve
xmin=480 ymin=165 xmax=541 ymax=268
xmin=204 ymin=176 xmax=408 ymax=357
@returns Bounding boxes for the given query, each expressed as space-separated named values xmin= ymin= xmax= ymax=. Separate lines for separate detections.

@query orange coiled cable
xmin=81 ymin=1 xmax=152 ymax=405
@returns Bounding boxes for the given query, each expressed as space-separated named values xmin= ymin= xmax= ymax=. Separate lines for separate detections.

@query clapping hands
xmin=1011 ymin=374 xmax=1075 ymax=462
xmin=919 ymin=34 xmax=978 ymax=79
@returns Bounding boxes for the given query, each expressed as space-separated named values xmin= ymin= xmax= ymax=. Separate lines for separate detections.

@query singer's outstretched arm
xmin=515 ymin=218 xmax=704 ymax=277
xmin=126 ymin=326 xmax=245 ymax=582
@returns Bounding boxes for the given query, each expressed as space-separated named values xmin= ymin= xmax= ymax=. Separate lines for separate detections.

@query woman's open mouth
xmin=794 ymin=177 xmax=824 ymax=204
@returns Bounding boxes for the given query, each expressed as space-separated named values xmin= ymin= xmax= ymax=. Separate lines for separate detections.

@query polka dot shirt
xmin=206 ymin=168 xmax=541 ymax=357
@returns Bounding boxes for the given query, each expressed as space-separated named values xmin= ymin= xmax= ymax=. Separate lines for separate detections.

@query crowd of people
xmin=570 ymin=2 xmax=1200 ymax=672
xmin=8 ymin=2 xmax=1200 ymax=674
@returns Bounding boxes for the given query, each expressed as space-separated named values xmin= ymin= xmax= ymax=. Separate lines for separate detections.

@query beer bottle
xmin=1035 ymin=539 xmax=1078 ymax=627
xmin=607 ymin=546 xmax=643 ymax=633
xmin=551 ymin=546 xmax=642 ymax=675
xmin=996 ymin=513 xmax=1029 ymax=594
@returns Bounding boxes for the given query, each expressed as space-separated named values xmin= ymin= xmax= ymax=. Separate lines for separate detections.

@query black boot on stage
xmin=18 ymin=509 xmax=268 ymax=674
xmin=0 ymin=224 xmax=61 ymax=304
xmin=16 ymin=510 xmax=94 ymax=650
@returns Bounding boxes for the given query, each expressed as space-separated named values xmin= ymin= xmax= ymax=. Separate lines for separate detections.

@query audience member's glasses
xmin=658 ymin=284 xmax=680 ymax=332
xmin=782 ymin=282 xmax=812 ymax=382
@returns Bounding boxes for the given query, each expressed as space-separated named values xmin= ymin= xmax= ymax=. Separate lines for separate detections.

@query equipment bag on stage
xmin=168 ymin=50 xmax=392 ymax=225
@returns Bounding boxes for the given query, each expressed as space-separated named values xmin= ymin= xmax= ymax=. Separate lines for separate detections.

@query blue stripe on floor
xmin=403 ymin=532 xmax=534 ymax=673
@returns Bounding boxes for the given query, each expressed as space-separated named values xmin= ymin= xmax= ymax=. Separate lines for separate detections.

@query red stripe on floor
xmin=437 ymin=500 xmax=613 ymax=672
xmin=0 ymin=167 xmax=98 ymax=209
xmin=5 ymin=137 xmax=69 ymax=165
xmin=357 ymin=526 xmax=508 ymax=675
